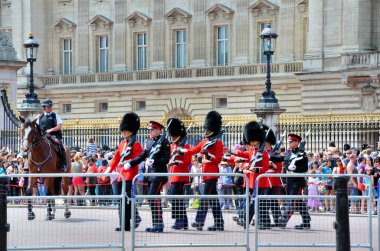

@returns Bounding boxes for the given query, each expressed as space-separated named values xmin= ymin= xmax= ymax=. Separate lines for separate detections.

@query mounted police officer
xmin=37 ymin=99 xmax=67 ymax=172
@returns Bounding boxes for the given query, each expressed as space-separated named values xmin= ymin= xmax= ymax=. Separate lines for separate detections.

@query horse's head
xmin=20 ymin=117 xmax=42 ymax=151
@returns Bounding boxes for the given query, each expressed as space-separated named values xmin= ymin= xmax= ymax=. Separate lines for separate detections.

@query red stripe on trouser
xmin=286 ymin=186 xmax=303 ymax=220
xmin=156 ymin=181 xmax=163 ymax=221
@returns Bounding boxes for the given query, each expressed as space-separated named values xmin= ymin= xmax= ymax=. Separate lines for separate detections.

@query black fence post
xmin=333 ymin=176 xmax=350 ymax=251
xmin=0 ymin=176 xmax=10 ymax=251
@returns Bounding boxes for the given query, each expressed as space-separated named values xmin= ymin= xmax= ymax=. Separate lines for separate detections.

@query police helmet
xmin=41 ymin=99 xmax=53 ymax=107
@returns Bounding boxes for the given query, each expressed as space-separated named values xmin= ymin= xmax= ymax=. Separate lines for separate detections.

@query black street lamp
xmin=258 ymin=22 xmax=279 ymax=107
xmin=23 ymin=33 xmax=39 ymax=103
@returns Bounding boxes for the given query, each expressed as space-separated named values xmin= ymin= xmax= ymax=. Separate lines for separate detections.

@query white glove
xmin=146 ymin=158 xmax=154 ymax=167
xmin=123 ymin=162 xmax=131 ymax=170
xmin=288 ymin=164 xmax=296 ymax=171
xmin=179 ymin=148 xmax=188 ymax=154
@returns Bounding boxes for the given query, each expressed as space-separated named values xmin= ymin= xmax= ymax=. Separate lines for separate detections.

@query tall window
xmin=63 ymin=39 xmax=72 ymax=74
xmin=217 ymin=26 xmax=228 ymax=66
xmin=99 ymin=35 xmax=109 ymax=72
xmin=136 ymin=33 xmax=147 ymax=70
xmin=176 ymin=30 xmax=186 ymax=68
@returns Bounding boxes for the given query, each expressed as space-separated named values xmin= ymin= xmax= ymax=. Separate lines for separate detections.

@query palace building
xmin=0 ymin=0 xmax=379 ymax=120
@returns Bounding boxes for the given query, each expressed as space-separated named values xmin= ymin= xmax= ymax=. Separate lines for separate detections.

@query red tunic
xmin=108 ymin=140 xmax=143 ymax=181
xmin=187 ymin=139 xmax=223 ymax=181
xmin=235 ymin=149 xmax=269 ymax=189
xmin=169 ymin=144 xmax=191 ymax=183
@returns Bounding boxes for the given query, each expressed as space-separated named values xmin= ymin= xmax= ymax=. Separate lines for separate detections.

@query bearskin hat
xmin=119 ymin=112 xmax=140 ymax=134
xmin=167 ymin=118 xmax=186 ymax=138
xmin=261 ymin=124 xmax=276 ymax=146
xmin=204 ymin=110 xmax=222 ymax=135
xmin=343 ymin=143 xmax=351 ymax=152
xmin=243 ymin=121 xmax=264 ymax=143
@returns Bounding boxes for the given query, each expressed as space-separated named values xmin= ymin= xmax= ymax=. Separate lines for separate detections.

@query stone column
xmin=277 ymin=0 xmax=295 ymax=62
xmin=190 ymin=0 xmax=206 ymax=67
xmin=232 ymin=0 xmax=249 ymax=65
xmin=150 ymin=0 xmax=165 ymax=69
xmin=113 ymin=0 xmax=127 ymax=71
xmin=303 ymin=0 xmax=324 ymax=71
xmin=75 ymin=0 xmax=90 ymax=73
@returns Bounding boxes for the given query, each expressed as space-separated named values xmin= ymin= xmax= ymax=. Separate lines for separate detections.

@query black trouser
xmin=260 ymin=187 xmax=281 ymax=226
xmin=148 ymin=180 xmax=165 ymax=226
xmin=169 ymin=182 xmax=187 ymax=221
xmin=117 ymin=181 xmax=140 ymax=231
xmin=195 ymin=178 xmax=224 ymax=226
xmin=283 ymin=184 xmax=311 ymax=223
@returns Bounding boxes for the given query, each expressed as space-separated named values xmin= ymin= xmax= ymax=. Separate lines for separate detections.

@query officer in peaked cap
xmin=126 ymin=119 xmax=170 ymax=233
xmin=167 ymin=118 xmax=191 ymax=230
xmin=278 ymin=132 xmax=311 ymax=230
xmin=108 ymin=112 xmax=143 ymax=232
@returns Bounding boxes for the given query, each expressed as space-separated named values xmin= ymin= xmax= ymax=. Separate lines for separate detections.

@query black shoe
xmin=294 ymin=222 xmax=310 ymax=230
xmin=232 ymin=216 xmax=240 ymax=222
xmin=145 ymin=224 xmax=164 ymax=233
xmin=115 ymin=227 xmax=121 ymax=231
xmin=258 ymin=224 xmax=272 ymax=230
xmin=207 ymin=225 xmax=224 ymax=231
xmin=237 ymin=219 xmax=245 ymax=226
xmin=191 ymin=222 xmax=204 ymax=231
xmin=277 ymin=216 xmax=287 ymax=229
xmin=135 ymin=215 xmax=142 ymax=229
xmin=172 ymin=219 xmax=188 ymax=230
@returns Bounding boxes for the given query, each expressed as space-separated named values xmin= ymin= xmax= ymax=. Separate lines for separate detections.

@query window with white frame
xmin=63 ymin=39 xmax=72 ymax=74
xmin=176 ymin=30 xmax=186 ymax=68
xmin=62 ymin=103 xmax=72 ymax=113
xmin=98 ymin=102 xmax=108 ymax=112
xmin=217 ymin=26 xmax=228 ymax=66
xmin=134 ymin=100 xmax=146 ymax=111
xmin=136 ymin=33 xmax=147 ymax=70
xmin=214 ymin=96 xmax=228 ymax=108
xmin=98 ymin=35 xmax=109 ymax=72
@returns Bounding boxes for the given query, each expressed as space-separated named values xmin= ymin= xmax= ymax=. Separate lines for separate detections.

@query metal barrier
xmin=130 ymin=172 xmax=250 ymax=251
xmin=5 ymin=173 xmax=126 ymax=251
xmin=254 ymin=173 xmax=374 ymax=251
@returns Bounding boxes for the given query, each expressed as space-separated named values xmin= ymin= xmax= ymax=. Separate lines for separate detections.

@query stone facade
xmin=0 ymin=0 xmax=378 ymax=120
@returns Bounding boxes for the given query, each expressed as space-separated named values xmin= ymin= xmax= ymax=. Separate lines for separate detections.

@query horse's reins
xmin=26 ymin=129 xmax=52 ymax=167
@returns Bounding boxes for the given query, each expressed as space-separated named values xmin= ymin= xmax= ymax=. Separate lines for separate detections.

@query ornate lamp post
xmin=258 ymin=22 xmax=278 ymax=107
xmin=251 ymin=22 xmax=285 ymax=132
xmin=20 ymin=33 xmax=41 ymax=115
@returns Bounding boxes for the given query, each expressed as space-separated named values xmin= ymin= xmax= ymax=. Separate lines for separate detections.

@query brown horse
xmin=20 ymin=117 xmax=71 ymax=220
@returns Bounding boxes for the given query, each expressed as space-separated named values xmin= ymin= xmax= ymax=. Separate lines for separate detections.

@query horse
xmin=20 ymin=117 xmax=72 ymax=220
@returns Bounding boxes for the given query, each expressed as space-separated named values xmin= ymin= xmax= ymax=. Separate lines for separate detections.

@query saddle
xmin=46 ymin=135 xmax=67 ymax=170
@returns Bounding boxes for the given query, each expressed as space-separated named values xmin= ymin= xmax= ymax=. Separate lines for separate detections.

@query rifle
xmin=288 ymin=130 xmax=311 ymax=171
xmin=249 ymin=127 xmax=271 ymax=172
xmin=202 ymin=125 xmax=229 ymax=151
xmin=270 ymin=130 xmax=286 ymax=156
xmin=148 ymin=119 xmax=173 ymax=159
xmin=169 ymin=123 xmax=193 ymax=164
xmin=119 ymin=135 xmax=136 ymax=165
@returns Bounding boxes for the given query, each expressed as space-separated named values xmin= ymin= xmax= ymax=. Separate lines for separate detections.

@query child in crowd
xmin=307 ymin=169 xmax=321 ymax=212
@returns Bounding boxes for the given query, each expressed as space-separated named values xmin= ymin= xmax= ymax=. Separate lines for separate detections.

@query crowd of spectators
xmin=1 ymin=139 xmax=379 ymax=214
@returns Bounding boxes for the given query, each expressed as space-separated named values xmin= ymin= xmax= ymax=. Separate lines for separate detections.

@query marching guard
xmin=178 ymin=111 xmax=224 ymax=231
xmin=167 ymin=118 xmax=192 ymax=230
xmin=126 ymin=120 xmax=170 ymax=233
xmin=278 ymin=133 xmax=311 ymax=229
xmin=107 ymin=112 xmax=143 ymax=231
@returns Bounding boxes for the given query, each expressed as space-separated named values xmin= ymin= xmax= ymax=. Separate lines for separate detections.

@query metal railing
xmin=131 ymin=172 xmax=250 ymax=251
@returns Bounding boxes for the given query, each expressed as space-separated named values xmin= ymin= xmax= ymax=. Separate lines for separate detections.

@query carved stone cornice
xmin=54 ymin=18 xmax=77 ymax=33
xmin=125 ymin=11 xmax=152 ymax=27
xmin=342 ymin=75 xmax=380 ymax=88
xmin=205 ymin=4 xmax=234 ymax=20
xmin=165 ymin=8 xmax=192 ymax=24
xmin=88 ymin=15 xmax=113 ymax=31
xmin=248 ymin=0 xmax=279 ymax=17
xmin=296 ymin=0 xmax=309 ymax=13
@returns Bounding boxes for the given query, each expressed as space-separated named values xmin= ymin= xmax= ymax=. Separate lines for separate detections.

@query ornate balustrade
xmin=39 ymin=62 xmax=303 ymax=86
xmin=341 ymin=51 xmax=380 ymax=69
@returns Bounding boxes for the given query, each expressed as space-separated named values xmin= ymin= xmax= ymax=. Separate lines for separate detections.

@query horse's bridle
xmin=24 ymin=125 xmax=52 ymax=167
